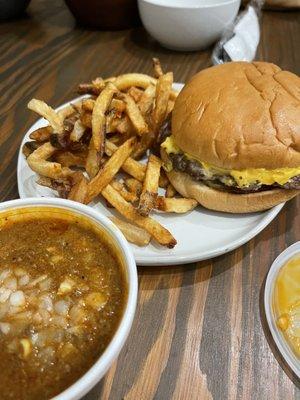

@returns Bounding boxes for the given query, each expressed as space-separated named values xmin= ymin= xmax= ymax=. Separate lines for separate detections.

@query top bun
xmin=172 ymin=62 xmax=300 ymax=170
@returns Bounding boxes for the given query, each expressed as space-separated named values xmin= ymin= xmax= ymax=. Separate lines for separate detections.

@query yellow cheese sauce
xmin=273 ymin=256 xmax=300 ymax=357
xmin=161 ymin=136 xmax=300 ymax=188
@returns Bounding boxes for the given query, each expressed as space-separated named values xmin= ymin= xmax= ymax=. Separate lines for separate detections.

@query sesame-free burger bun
xmin=172 ymin=61 xmax=300 ymax=170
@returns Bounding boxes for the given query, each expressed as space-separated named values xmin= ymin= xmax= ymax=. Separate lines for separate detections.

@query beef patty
xmin=169 ymin=152 xmax=300 ymax=193
xmin=159 ymin=116 xmax=300 ymax=193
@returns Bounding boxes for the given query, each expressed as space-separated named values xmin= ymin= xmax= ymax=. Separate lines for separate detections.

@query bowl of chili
xmin=0 ymin=197 xmax=137 ymax=400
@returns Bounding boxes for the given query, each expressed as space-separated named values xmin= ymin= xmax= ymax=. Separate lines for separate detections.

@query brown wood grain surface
xmin=0 ymin=1 xmax=299 ymax=399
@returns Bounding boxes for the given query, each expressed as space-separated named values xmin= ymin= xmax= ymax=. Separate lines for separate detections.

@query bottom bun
xmin=161 ymin=151 xmax=299 ymax=213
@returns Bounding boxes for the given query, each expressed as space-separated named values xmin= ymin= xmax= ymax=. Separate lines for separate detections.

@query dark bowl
xmin=64 ymin=0 xmax=140 ymax=30
xmin=0 ymin=0 xmax=31 ymax=20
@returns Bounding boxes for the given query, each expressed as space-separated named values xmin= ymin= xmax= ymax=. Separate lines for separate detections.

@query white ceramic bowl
xmin=0 ymin=197 xmax=138 ymax=400
xmin=138 ymin=0 xmax=240 ymax=51
xmin=264 ymin=242 xmax=300 ymax=378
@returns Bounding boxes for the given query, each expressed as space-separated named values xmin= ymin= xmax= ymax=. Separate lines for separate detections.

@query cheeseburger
xmin=160 ymin=62 xmax=300 ymax=213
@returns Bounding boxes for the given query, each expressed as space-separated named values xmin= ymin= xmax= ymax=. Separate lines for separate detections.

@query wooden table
xmin=0 ymin=1 xmax=299 ymax=398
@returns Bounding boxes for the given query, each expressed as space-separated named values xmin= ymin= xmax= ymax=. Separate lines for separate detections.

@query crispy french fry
xmin=108 ymin=134 xmax=124 ymax=145
xmin=138 ymin=84 xmax=156 ymax=116
xmin=102 ymin=185 xmax=176 ymax=248
xmin=111 ymin=73 xmax=156 ymax=91
xmin=156 ymin=197 xmax=198 ymax=213
xmin=78 ymin=77 xmax=105 ymax=95
xmin=114 ymin=116 xmax=134 ymax=135
xmin=105 ymin=140 xmax=146 ymax=181
xmin=104 ymin=140 xmax=118 ymax=157
xmin=92 ymin=82 xmax=117 ymax=154
xmin=124 ymin=178 xmax=142 ymax=197
xmin=138 ymin=155 xmax=161 ymax=216
xmin=106 ymin=117 xmax=132 ymax=137
xmin=70 ymin=101 xmax=82 ymax=114
xmin=29 ymin=126 xmax=52 ymax=142
xmin=69 ymin=120 xmax=86 ymax=142
xmin=27 ymin=142 xmax=73 ymax=179
xmin=110 ymin=98 xmax=126 ymax=114
xmin=111 ymin=180 xmax=138 ymax=203
xmin=131 ymin=131 xmax=155 ymax=159
xmin=82 ymin=98 xmax=95 ymax=112
xmin=152 ymin=72 xmax=173 ymax=130
xmin=109 ymin=216 xmax=151 ymax=246
xmin=80 ymin=111 xmax=92 ymax=128
xmin=36 ymin=176 xmax=73 ymax=198
xmin=78 ymin=83 xmax=96 ymax=94
xmin=104 ymin=76 xmax=116 ymax=83
xmin=58 ymin=104 xmax=78 ymax=120
xmin=165 ymin=183 xmax=177 ymax=198
xmin=152 ymin=57 xmax=164 ymax=78
xmin=85 ymin=142 xmax=101 ymax=178
xmin=106 ymin=74 xmax=178 ymax=99
xmin=36 ymin=175 xmax=52 ymax=188
xmin=54 ymin=151 xmax=87 ymax=168
xmin=28 ymin=99 xmax=64 ymax=134
xmin=83 ymin=98 xmax=125 ymax=114
xmin=68 ymin=172 xmax=89 ymax=203
xmin=121 ymin=93 xmax=149 ymax=136
xmin=159 ymin=169 xmax=169 ymax=188
xmin=106 ymin=113 xmax=117 ymax=134
xmin=22 ymin=141 xmax=41 ymax=158
xmin=127 ymin=87 xmax=144 ymax=102
xmin=86 ymin=137 xmax=136 ymax=203
xmin=92 ymin=77 xmax=105 ymax=91
xmin=166 ymin=99 xmax=175 ymax=116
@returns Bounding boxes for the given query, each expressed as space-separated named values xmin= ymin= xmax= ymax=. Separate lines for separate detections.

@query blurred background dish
xmin=264 ymin=242 xmax=300 ymax=378
xmin=64 ymin=0 xmax=140 ymax=30
xmin=0 ymin=0 xmax=31 ymax=20
xmin=138 ymin=0 xmax=241 ymax=51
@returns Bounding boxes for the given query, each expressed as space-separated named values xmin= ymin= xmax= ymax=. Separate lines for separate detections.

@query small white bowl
xmin=0 ymin=197 xmax=138 ymax=400
xmin=138 ymin=0 xmax=241 ymax=51
xmin=264 ymin=242 xmax=300 ymax=378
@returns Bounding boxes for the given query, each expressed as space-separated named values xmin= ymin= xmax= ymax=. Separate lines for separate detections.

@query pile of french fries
xmin=23 ymin=59 xmax=198 ymax=248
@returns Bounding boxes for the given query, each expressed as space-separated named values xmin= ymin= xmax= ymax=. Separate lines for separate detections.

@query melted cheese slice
xmin=162 ymin=136 xmax=300 ymax=188
xmin=274 ymin=256 xmax=300 ymax=357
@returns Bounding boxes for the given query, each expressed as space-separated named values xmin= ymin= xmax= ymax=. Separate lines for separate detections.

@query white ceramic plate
xmin=264 ymin=242 xmax=300 ymax=378
xmin=17 ymin=83 xmax=284 ymax=266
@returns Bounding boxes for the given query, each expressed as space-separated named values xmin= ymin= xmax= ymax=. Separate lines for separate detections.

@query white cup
xmin=138 ymin=0 xmax=241 ymax=51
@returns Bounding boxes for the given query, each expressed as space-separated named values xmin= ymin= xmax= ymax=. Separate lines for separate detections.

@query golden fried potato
xmin=86 ymin=137 xmax=136 ymax=203
xmin=152 ymin=57 xmax=164 ymax=78
xmin=138 ymin=155 xmax=161 ymax=216
xmin=102 ymin=184 xmax=176 ymax=248
xmin=111 ymin=180 xmax=138 ymax=203
xmin=111 ymin=73 xmax=156 ymax=90
xmin=85 ymin=141 xmax=101 ymax=178
xmin=152 ymin=72 xmax=173 ymax=130
xmin=92 ymin=82 xmax=117 ymax=154
xmin=121 ymin=93 xmax=149 ymax=136
xmin=29 ymin=126 xmax=52 ymax=142
xmin=109 ymin=216 xmax=151 ymax=246
xmin=165 ymin=183 xmax=177 ymax=198
xmin=28 ymin=99 xmax=64 ymax=134
xmin=68 ymin=172 xmax=89 ymax=203
xmin=27 ymin=142 xmax=73 ymax=179
xmin=105 ymin=140 xmax=146 ymax=182
xmin=156 ymin=197 xmax=198 ymax=213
